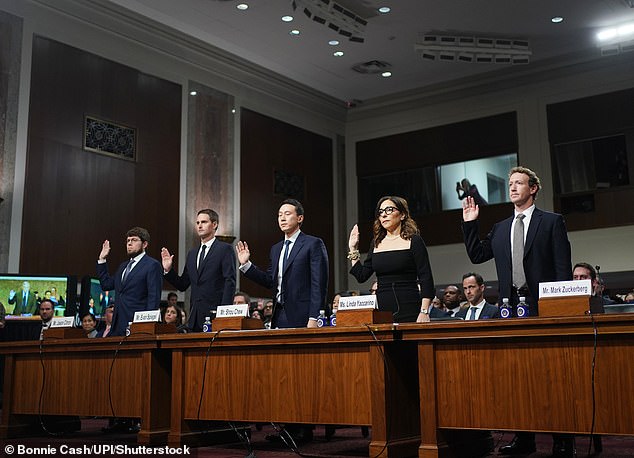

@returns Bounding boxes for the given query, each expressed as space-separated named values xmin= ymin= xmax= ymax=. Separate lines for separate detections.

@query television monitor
xmin=0 ymin=274 xmax=78 ymax=317
xmin=79 ymin=276 xmax=115 ymax=319
xmin=439 ymin=153 xmax=517 ymax=211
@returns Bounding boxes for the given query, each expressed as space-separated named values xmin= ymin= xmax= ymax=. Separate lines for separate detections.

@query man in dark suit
xmin=8 ymin=281 xmax=38 ymax=315
xmin=236 ymin=198 xmax=328 ymax=444
xmin=96 ymin=227 xmax=163 ymax=337
xmin=236 ymin=198 xmax=328 ymax=329
xmin=462 ymin=166 xmax=573 ymax=457
xmin=161 ymin=209 xmax=236 ymax=332
xmin=455 ymin=272 xmax=500 ymax=320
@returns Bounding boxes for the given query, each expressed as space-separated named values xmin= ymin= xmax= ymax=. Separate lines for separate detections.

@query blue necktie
xmin=468 ymin=306 xmax=478 ymax=320
xmin=122 ymin=259 xmax=135 ymax=284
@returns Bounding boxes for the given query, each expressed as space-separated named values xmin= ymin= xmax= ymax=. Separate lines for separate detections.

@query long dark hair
xmin=372 ymin=196 xmax=419 ymax=247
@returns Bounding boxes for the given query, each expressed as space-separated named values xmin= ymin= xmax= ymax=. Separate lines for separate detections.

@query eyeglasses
xmin=126 ymin=237 xmax=142 ymax=244
xmin=377 ymin=206 xmax=397 ymax=216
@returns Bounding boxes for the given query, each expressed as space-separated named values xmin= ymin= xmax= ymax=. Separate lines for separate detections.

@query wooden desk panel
xmin=162 ymin=327 xmax=420 ymax=458
xmin=400 ymin=314 xmax=634 ymax=458
xmin=0 ymin=337 xmax=171 ymax=445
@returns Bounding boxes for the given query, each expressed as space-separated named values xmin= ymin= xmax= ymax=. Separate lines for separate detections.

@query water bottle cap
xmin=519 ymin=296 xmax=526 ymax=301
xmin=502 ymin=298 xmax=509 ymax=303
xmin=205 ymin=316 xmax=210 ymax=320
xmin=319 ymin=309 xmax=325 ymax=314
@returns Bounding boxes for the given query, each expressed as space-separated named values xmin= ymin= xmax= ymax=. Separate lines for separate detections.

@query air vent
xmin=351 ymin=60 xmax=392 ymax=74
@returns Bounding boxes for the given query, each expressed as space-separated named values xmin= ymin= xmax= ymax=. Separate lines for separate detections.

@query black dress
xmin=350 ymin=234 xmax=435 ymax=323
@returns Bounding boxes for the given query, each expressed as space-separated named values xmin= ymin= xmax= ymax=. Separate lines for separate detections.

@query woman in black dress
xmin=348 ymin=196 xmax=435 ymax=323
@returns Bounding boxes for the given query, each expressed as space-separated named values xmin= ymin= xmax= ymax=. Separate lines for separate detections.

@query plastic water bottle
xmin=329 ymin=310 xmax=337 ymax=327
xmin=500 ymin=298 xmax=512 ymax=319
xmin=516 ymin=296 xmax=529 ymax=318
xmin=202 ymin=316 xmax=212 ymax=333
xmin=125 ymin=322 xmax=132 ymax=337
xmin=317 ymin=309 xmax=328 ymax=327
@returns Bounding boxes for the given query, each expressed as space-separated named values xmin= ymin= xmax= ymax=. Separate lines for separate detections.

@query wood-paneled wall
xmin=239 ymin=109 xmax=334 ymax=302
xmin=22 ymin=37 xmax=181 ymax=277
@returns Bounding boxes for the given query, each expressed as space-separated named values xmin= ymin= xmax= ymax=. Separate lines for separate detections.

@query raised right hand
xmin=348 ymin=224 xmax=359 ymax=251
xmin=161 ymin=247 xmax=173 ymax=272
xmin=462 ymin=196 xmax=479 ymax=222
xmin=99 ymin=240 xmax=111 ymax=261
xmin=235 ymin=241 xmax=251 ymax=265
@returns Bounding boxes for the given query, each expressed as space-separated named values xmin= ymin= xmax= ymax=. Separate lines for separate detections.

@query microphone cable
xmin=37 ymin=335 xmax=66 ymax=436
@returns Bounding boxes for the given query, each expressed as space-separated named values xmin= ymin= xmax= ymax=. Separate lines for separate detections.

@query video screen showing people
xmin=81 ymin=277 xmax=115 ymax=318
xmin=0 ymin=275 xmax=72 ymax=317
xmin=440 ymin=153 xmax=517 ymax=210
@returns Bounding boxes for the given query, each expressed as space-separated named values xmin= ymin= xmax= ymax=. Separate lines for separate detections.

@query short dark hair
xmin=126 ymin=227 xmax=151 ymax=243
xmin=509 ymin=166 xmax=542 ymax=198
xmin=167 ymin=292 xmax=178 ymax=301
xmin=462 ymin=272 xmax=485 ymax=286
xmin=39 ymin=299 xmax=54 ymax=310
xmin=80 ymin=312 xmax=96 ymax=322
xmin=573 ymin=262 xmax=596 ymax=280
xmin=234 ymin=291 xmax=251 ymax=303
xmin=197 ymin=209 xmax=219 ymax=224
xmin=280 ymin=199 xmax=304 ymax=217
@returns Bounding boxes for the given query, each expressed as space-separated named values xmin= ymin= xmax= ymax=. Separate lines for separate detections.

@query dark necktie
xmin=282 ymin=240 xmax=291 ymax=273
xmin=468 ymin=306 xmax=478 ymax=320
xmin=198 ymin=244 xmax=207 ymax=272
xmin=512 ymin=213 xmax=526 ymax=288
xmin=122 ymin=259 xmax=135 ymax=284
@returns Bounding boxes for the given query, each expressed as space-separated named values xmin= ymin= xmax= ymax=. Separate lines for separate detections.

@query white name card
xmin=216 ymin=304 xmax=249 ymax=318
xmin=338 ymin=294 xmax=377 ymax=310
xmin=539 ymin=279 xmax=592 ymax=299
xmin=49 ymin=316 xmax=74 ymax=328
xmin=133 ymin=309 xmax=161 ymax=323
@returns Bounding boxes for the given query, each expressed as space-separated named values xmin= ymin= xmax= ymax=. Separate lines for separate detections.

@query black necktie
xmin=198 ymin=244 xmax=207 ymax=272
xmin=282 ymin=240 xmax=291 ymax=273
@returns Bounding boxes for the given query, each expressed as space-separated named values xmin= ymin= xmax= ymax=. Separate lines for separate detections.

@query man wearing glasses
xmin=97 ymin=227 xmax=163 ymax=336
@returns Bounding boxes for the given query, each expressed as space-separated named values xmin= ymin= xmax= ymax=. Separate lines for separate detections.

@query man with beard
xmin=97 ymin=227 xmax=162 ymax=337
xmin=442 ymin=284 xmax=464 ymax=317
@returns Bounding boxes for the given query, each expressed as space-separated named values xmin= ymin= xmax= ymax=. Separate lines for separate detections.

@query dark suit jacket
xmin=243 ymin=231 xmax=328 ymax=328
xmin=96 ymin=254 xmax=163 ymax=336
xmin=463 ymin=207 xmax=572 ymax=313
xmin=455 ymin=302 xmax=500 ymax=320
xmin=164 ymin=240 xmax=236 ymax=331
xmin=8 ymin=290 xmax=38 ymax=315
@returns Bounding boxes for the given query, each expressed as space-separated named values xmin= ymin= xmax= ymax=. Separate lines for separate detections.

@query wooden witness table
xmin=159 ymin=325 xmax=421 ymax=457
xmin=398 ymin=314 xmax=634 ymax=458
xmin=0 ymin=334 xmax=171 ymax=445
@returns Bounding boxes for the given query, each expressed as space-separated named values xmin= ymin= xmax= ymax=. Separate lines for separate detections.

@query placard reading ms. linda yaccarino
xmin=539 ymin=279 xmax=592 ymax=299
xmin=338 ymin=294 xmax=377 ymax=310
xmin=133 ymin=309 xmax=161 ymax=322
xmin=216 ymin=304 xmax=249 ymax=317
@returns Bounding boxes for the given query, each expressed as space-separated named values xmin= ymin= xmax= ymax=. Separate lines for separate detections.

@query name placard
xmin=49 ymin=316 xmax=74 ymax=328
xmin=539 ymin=279 xmax=592 ymax=299
xmin=338 ymin=294 xmax=377 ymax=310
xmin=216 ymin=304 xmax=249 ymax=318
xmin=133 ymin=309 xmax=161 ymax=323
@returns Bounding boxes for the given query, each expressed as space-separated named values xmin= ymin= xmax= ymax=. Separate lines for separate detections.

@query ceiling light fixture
xmin=597 ymin=21 xmax=634 ymax=55
xmin=189 ymin=90 xmax=197 ymax=96
xmin=333 ymin=51 xmax=344 ymax=57
xmin=381 ymin=71 xmax=392 ymax=77
xmin=291 ymin=0 xmax=367 ymax=43
xmin=328 ymin=40 xmax=340 ymax=46
xmin=290 ymin=29 xmax=301 ymax=36
xmin=551 ymin=16 xmax=564 ymax=23
xmin=236 ymin=3 xmax=248 ymax=11
xmin=282 ymin=15 xmax=294 ymax=22
xmin=415 ymin=34 xmax=532 ymax=64
xmin=378 ymin=7 xmax=391 ymax=14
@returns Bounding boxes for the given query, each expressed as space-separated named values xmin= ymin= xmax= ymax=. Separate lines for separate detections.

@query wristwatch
xmin=420 ymin=308 xmax=429 ymax=314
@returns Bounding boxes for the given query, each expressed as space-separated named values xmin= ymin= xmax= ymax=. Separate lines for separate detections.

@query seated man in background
xmin=97 ymin=304 xmax=114 ymax=337
xmin=233 ymin=291 xmax=251 ymax=305
xmin=442 ymin=284 xmax=465 ymax=317
xmin=38 ymin=299 xmax=55 ymax=340
xmin=456 ymin=273 xmax=500 ymax=320
xmin=573 ymin=262 xmax=615 ymax=304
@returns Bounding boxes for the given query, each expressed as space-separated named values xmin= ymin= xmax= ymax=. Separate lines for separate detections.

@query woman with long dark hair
xmin=348 ymin=196 xmax=436 ymax=323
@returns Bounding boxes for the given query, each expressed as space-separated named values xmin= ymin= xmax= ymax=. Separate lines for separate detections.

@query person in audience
xmin=162 ymin=209 xmax=236 ymax=332
xmin=624 ymin=291 xmax=634 ymax=303
xmin=38 ymin=299 xmax=55 ymax=340
xmin=161 ymin=304 xmax=187 ymax=333
xmin=167 ymin=292 xmax=178 ymax=308
xmin=87 ymin=297 xmax=96 ymax=316
xmin=0 ymin=301 xmax=5 ymax=329
xmin=573 ymin=262 xmax=615 ymax=304
xmin=431 ymin=296 xmax=445 ymax=312
xmin=251 ymin=309 xmax=262 ymax=320
xmin=100 ymin=290 xmax=113 ymax=310
xmin=233 ymin=291 xmax=251 ymax=305
xmin=456 ymin=273 xmax=500 ymax=320
xmin=369 ymin=280 xmax=378 ymax=295
xmin=463 ymin=166 xmax=573 ymax=457
xmin=331 ymin=293 xmax=342 ymax=313
xmin=442 ymin=285 xmax=464 ymax=317
xmin=8 ymin=280 xmax=38 ymax=315
xmin=349 ymin=195 xmax=446 ymax=323
xmin=97 ymin=227 xmax=163 ymax=337
xmin=262 ymin=299 xmax=274 ymax=329
xmin=97 ymin=304 xmax=114 ymax=337
xmin=81 ymin=312 xmax=98 ymax=338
